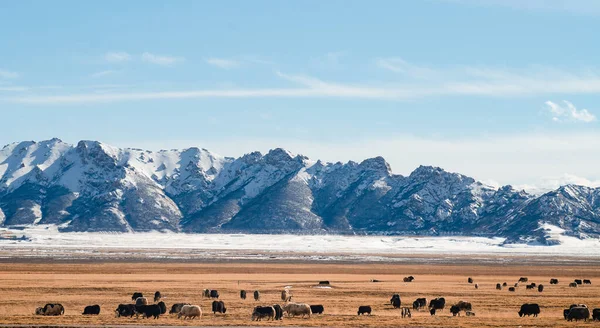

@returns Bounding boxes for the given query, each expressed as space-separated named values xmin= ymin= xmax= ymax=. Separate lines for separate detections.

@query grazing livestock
xmin=519 ymin=277 xmax=528 ymax=282
xmin=508 ymin=287 xmax=515 ymax=292
xmin=36 ymin=303 xmax=64 ymax=316
xmin=514 ymin=283 xmax=519 ymax=287
xmin=252 ymin=306 xmax=275 ymax=321
xmin=178 ymin=305 xmax=202 ymax=320
xmin=413 ymin=298 xmax=426 ymax=310
xmin=210 ymin=290 xmax=219 ymax=299
xmin=310 ymin=305 xmax=324 ymax=314
xmin=135 ymin=304 xmax=162 ymax=319
xmin=466 ymin=311 xmax=475 ymax=316
xmin=496 ymin=283 xmax=502 ymax=290
xmin=593 ymin=308 xmax=600 ymax=321
xmin=475 ymin=283 xmax=478 ymax=289
xmin=518 ymin=303 xmax=540 ymax=317
xmin=403 ymin=275 xmax=415 ymax=282
xmin=357 ymin=305 xmax=372 ymax=315
xmin=530 ymin=282 xmax=536 ymax=287
xmin=135 ymin=297 xmax=148 ymax=306
xmin=468 ymin=277 xmax=473 ymax=284
xmin=401 ymin=307 xmax=411 ymax=318
xmin=154 ymin=291 xmax=161 ymax=302
xmin=253 ymin=290 xmax=260 ymax=301
xmin=283 ymin=302 xmax=312 ymax=318
xmin=456 ymin=301 xmax=472 ymax=311
xmin=212 ymin=300 xmax=226 ymax=314
xmin=567 ymin=306 xmax=590 ymax=322
xmin=390 ymin=294 xmax=401 ymax=309
xmin=169 ymin=303 xmax=190 ymax=314
xmin=502 ymin=282 xmax=508 ymax=287
xmin=430 ymin=308 xmax=436 ymax=316
xmin=281 ymin=289 xmax=291 ymax=302
xmin=538 ymin=284 xmax=544 ymax=292
xmin=240 ymin=290 xmax=247 ymax=300
xmin=157 ymin=301 xmax=167 ymax=315
xmin=115 ymin=304 xmax=136 ymax=318
xmin=570 ymin=304 xmax=587 ymax=309
xmin=550 ymin=278 xmax=559 ymax=284
xmin=584 ymin=279 xmax=592 ymax=284
xmin=429 ymin=298 xmax=445 ymax=311
xmin=273 ymin=304 xmax=284 ymax=320
xmin=203 ymin=289 xmax=210 ymax=298
xmin=526 ymin=284 xmax=534 ymax=290
xmin=319 ymin=281 xmax=330 ymax=285
xmin=563 ymin=309 xmax=571 ymax=320
xmin=82 ymin=305 xmax=100 ymax=315
xmin=575 ymin=279 xmax=583 ymax=285
xmin=569 ymin=282 xmax=578 ymax=288
xmin=131 ymin=292 xmax=143 ymax=301
xmin=450 ymin=305 xmax=461 ymax=316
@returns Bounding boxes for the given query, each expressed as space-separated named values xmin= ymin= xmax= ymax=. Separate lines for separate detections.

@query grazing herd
xmin=30 ymin=276 xmax=600 ymax=322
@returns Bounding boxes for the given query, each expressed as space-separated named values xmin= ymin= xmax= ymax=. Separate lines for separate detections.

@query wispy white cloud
xmin=545 ymin=100 xmax=596 ymax=123
xmin=142 ymin=52 xmax=184 ymax=66
xmin=0 ymin=69 xmax=19 ymax=79
xmin=90 ymin=70 xmax=118 ymax=78
xmin=104 ymin=52 xmax=132 ymax=63
xmin=376 ymin=57 xmax=439 ymax=79
xmin=205 ymin=58 xmax=240 ymax=69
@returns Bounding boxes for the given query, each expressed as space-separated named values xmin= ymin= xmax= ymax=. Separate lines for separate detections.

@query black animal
xmin=310 ymin=305 xmax=324 ymax=314
xmin=157 ymin=301 xmax=167 ymax=314
xmin=564 ymin=309 xmax=571 ymax=320
xmin=468 ymin=277 xmax=473 ymax=284
xmin=567 ymin=306 xmax=590 ymax=321
xmin=456 ymin=301 xmax=472 ymax=311
xmin=154 ymin=291 xmax=161 ymax=302
xmin=82 ymin=305 xmax=100 ymax=315
xmin=357 ymin=305 xmax=372 ymax=315
xmin=575 ymin=279 xmax=583 ymax=285
xmin=115 ymin=304 xmax=136 ymax=318
xmin=319 ymin=281 xmax=330 ymax=285
xmin=135 ymin=304 xmax=162 ymax=319
xmin=273 ymin=304 xmax=283 ymax=320
xmin=592 ymin=308 xmax=600 ymax=321
xmin=526 ymin=284 xmax=534 ymax=290
xmin=412 ymin=298 xmax=427 ymax=310
xmin=212 ymin=300 xmax=226 ymax=314
xmin=450 ymin=305 xmax=461 ymax=316
xmin=475 ymin=283 xmax=479 ymax=289
xmin=538 ymin=284 xmax=544 ymax=292
xmin=254 ymin=290 xmax=260 ymax=301
xmin=519 ymin=277 xmax=528 ymax=282
xmin=169 ymin=303 xmax=189 ymax=314
xmin=508 ymin=287 xmax=515 ymax=292
xmin=502 ymin=282 xmax=508 ymax=287
xmin=390 ymin=294 xmax=401 ymax=309
xmin=570 ymin=304 xmax=587 ymax=309
xmin=131 ymin=292 xmax=143 ymax=301
xmin=210 ymin=290 xmax=219 ymax=299
xmin=550 ymin=278 xmax=559 ymax=284
xmin=240 ymin=290 xmax=247 ymax=299
xmin=496 ymin=283 xmax=502 ymax=290
xmin=252 ymin=306 xmax=275 ymax=321
xmin=429 ymin=298 xmax=445 ymax=311
xmin=569 ymin=282 xmax=578 ymax=288
xmin=584 ymin=279 xmax=592 ymax=284
xmin=518 ymin=304 xmax=540 ymax=317
xmin=430 ymin=308 xmax=436 ymax=316
xmin=530 ymin=282 xmax=536 ymax=287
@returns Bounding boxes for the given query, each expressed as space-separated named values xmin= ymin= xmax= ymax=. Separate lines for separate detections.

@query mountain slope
xmin=1 ymin=139 xmax=599 ymax=243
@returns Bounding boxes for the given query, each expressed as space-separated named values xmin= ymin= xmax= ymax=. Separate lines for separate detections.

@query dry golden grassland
xmin=0 ymin=261 xmax=599 ymax=327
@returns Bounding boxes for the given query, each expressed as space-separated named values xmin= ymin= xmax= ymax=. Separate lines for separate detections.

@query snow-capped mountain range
xmin=0 ymin=138 xmax=598 ymax=244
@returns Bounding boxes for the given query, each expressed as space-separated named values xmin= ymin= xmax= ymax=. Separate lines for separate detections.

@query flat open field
xmin=1 ymin=261 xmax=599 ymax=327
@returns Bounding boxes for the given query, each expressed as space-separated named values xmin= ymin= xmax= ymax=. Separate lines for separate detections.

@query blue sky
xmin=1 ymin=0 xmax=600 ymax=191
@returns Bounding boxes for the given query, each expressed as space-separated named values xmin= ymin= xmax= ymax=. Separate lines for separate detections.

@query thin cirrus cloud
xmin=104 ymin=52 xmax=132 ymax=63
xmin=205 ymin=58 xmax=240 ymax=69
xmin=141 ymin=52 xmax=185 ymax=66
xmin=545 ymin=100 xmax=596 ymax=123
xmin=0 ymin=69 xmax=19 ymax=79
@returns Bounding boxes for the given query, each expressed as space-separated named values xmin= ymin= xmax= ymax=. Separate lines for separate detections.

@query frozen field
xmin=1 ymin=225 xmax=599 ymax=264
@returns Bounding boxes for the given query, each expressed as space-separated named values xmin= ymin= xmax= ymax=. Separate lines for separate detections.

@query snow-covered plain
xmin=1 ymin=225 xmax=599 ymax=263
